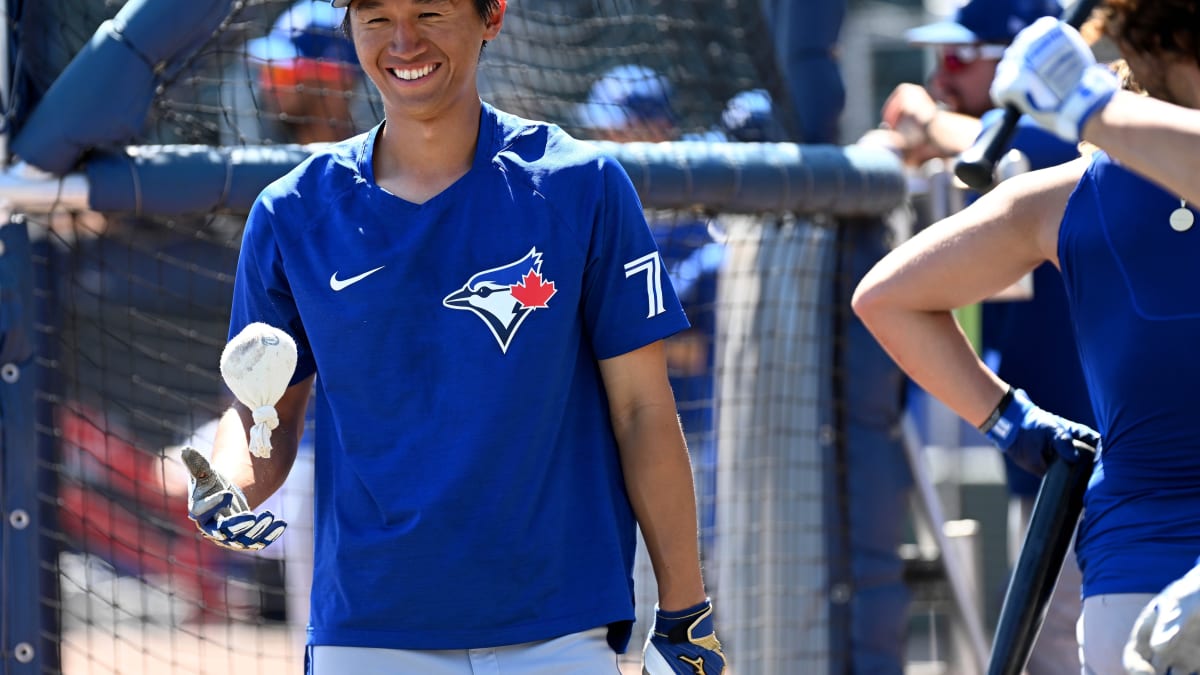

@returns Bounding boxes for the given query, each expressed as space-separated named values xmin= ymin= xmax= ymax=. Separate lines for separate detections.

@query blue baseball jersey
xmin=1059 ymin=151 xmax=1200 ymax=597
xmin=230 ymin=102 xmax=690 ymax=649
xmin=977 ymin=109 xmax=1094 ymax=496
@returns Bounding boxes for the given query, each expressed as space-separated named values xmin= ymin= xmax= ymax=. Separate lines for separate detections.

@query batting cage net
xmin=1 ymin=1 xmax=912 ymax=674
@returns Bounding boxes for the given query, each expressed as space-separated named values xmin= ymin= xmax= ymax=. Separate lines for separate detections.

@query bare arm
xmin=851 ymin=158 xmax=1087 ymax=426
xmin=210 ymin=373 xmax=314 ymax=509
xmin=923 ymin=109 xmax=985 ymax=156
xmin=1083 ymin=91 xmax=1200 ymax=205
xmin=599 ymin=340 xmax=706 ymax=612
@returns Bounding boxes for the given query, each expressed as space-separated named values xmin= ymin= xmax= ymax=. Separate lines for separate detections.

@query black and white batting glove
xmin=643 ymin=598 xmax=727 ymax=674
xmin=183 ymin=447 xmax=285 ymax=551
xmin=1124 ymin=562 xmax=1200 ymax=675
xmin=990 ymin=17 xmax=1118 ymax=142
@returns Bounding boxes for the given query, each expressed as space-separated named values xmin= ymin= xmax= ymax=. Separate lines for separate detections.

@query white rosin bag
xmin=220 ymin=322 xmax=298 ymax=458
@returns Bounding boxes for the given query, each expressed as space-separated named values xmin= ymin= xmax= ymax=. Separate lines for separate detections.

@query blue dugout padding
xmin=10 ymin=0 xmax=235 ymax=175
xmin=78 ymin=141 xmax=906 ymax=216
xmin=0 ymin=217 xmax=41 ymax=673
xmin=836 ymin=217 xmax=914 ymax=675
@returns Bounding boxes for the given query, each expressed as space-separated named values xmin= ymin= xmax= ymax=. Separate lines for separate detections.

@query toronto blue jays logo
xmin=442 ymin=247 xmax=558 ymax=354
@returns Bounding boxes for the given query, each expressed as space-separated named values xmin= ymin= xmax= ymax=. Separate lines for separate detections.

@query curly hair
xmin=1097 ymin=0 xmax=1200 ymax=63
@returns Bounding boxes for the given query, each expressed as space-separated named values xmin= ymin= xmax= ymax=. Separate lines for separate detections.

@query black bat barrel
xmin=954 ymin=0 xmax=1103 ymax=190
xmin=987 ymin=440 xmax=1096 ymax=675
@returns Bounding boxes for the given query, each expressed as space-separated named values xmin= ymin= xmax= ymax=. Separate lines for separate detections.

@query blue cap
xmin=720 ymin=89 xmax=787 ymax=142
xmin=247 ymin=0 xmax=357 ymax=65
xmin=905 ymin=0 xmax=1061 ymax=45
xmin=575 ymin=64 xmax=676 ymax=130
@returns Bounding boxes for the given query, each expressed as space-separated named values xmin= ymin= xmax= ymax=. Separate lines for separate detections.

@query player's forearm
xmin=615 ymin=406 xmax=708 ymax=611
xmin=857 ymin=305 xmax=1009 ymax=427
xmin=209 ymin=404 xmax=297 ymax=509
xmin=926 ymin=109 xmax=984 ymax=156
xmin=1084 ymin=92 xmax=1200 ymax=205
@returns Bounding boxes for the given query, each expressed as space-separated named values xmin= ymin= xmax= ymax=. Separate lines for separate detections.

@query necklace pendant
xmin=1170 ymin=206 xmax=1195 ymax=232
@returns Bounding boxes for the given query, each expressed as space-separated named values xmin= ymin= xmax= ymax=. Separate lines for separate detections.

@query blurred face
xmin=927 ymin=43 xmax=1006 ymax=117
xmin=261 ymin=61 xmax=359 ymax=143
xmin=346 ymin=0 xmax=502 ymax=123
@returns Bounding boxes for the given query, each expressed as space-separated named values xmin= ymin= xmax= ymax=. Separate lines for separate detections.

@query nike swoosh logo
xmin=330 ymin=266 xmax=385 ymax=291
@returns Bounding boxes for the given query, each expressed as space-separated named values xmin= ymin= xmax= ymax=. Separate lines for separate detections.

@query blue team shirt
xmin=977 ymin=110 xmax=1095 ymax=496
xmin=1059 ymin=151 xmax=1200 ymax=597
xmin=230 ymin=102 xmax=690 ymax=649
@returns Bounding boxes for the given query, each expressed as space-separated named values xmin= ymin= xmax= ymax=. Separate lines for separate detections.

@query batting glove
xmin=183 ymin=447 xmax=285 ymax=551
xmin=990 ymin=16 xmax=1119 ymax=142
xmin=643 ymin=598 xmax=727 ymax=675
xmin=979 ymin=387 xmax=1100 ymax=477
xmin=1124 ymin=562 xmax=1200 ymax=675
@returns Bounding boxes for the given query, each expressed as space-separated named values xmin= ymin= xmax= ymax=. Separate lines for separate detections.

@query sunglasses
xmin=939 ymin=43 xmax=1009 ymax=73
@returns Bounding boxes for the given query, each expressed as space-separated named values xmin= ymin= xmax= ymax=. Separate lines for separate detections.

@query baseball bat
xmin=986 ymin=439 xmax=1096 ymax=675
xmin=954 ymin=0 xmax=1103 ymax=191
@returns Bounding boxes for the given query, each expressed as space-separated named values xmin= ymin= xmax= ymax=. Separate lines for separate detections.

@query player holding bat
xmin=854 ymin=1 xmax=1200 ymax=672
xmin=183 ymin=0 xmax=723 ymax=673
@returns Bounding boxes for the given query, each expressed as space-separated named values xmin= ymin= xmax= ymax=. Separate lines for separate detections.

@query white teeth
xmin=388 ymin=64 xmax=436 ymax=81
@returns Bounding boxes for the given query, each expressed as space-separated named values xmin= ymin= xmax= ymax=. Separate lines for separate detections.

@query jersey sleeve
xmin=581 ymin=157 xmax=690 ymax=360
xmin=229 ymin=195 xmax=316 ymax=385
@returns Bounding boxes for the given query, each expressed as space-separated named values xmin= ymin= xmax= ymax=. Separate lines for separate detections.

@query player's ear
xmin=483 ymin=0 xmax=506 ymax=38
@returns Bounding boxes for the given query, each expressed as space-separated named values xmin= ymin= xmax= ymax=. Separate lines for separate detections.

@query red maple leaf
xmin=511 ymin=268 xmax=557 ymax=309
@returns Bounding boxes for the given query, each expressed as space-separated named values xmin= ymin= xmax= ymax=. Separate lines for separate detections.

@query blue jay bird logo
xmin=443 ymin=247 xmax=558 ymax=353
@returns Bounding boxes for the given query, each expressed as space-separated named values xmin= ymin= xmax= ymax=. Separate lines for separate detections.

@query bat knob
xmin=954 ymin=154 xmax=995 ymax=191
xmin=182 ymin=447 xmax=215 ymax=485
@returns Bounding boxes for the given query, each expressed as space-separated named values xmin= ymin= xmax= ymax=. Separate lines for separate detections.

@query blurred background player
xmin=856 ymin=2 xmax=1200 ymax=670
xmin=864 ymin=0 xmax=1070 ymax=168
xmin=860 ymin=2 xmax=1092 ymax=672
xmin=716 ymin=89 xmax=788 ymax=144
xmin=222 ymin=0 xmax=364 ymax=146
xmin=187 ymin=0 xmax=724 ymax=672
xmin=576 ymin=64 xmax=682 ymax=144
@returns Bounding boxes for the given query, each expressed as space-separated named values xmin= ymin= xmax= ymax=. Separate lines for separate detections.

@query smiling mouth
xmin=388 ymin=64 xmax=439 ymax=81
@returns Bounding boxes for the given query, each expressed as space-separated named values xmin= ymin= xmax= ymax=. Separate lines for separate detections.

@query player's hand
xmin=880 ymin=83 xmax=939 ymax=142
xmin=875 ymin=83 xmax=948 ymax=166
xmin=1124 ymin=563 xmax=1200 ymax=675
xmin=183 ymin=447 xmax=285 ymax=551
xmin=643 ymin=598 xmax=727 ymax=674
xmin=981 ymin=388 xmax=1100 ymax=477
xmin=990 ymin=16 xmax=1118 ymax=142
